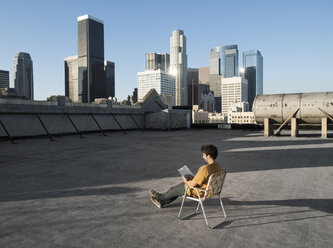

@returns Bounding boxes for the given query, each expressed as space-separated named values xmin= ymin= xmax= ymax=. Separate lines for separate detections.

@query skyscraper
xmin=198 ymin=67 xmax=210 ymax=86
xmin=187 ymin=68 xmax=199 ymax=106
xmin=211 ymin=45 xmax=239 ymax=78
xmin=78 ymin=14 xmax=104 ymax=102
xmin=170 ymin=30 xmax=187 ymax=106
xmin=198 ymin=67 xmax=210 ymax=108
xmin=65 ymin=15 xmax=115 ymax=103
xmin=0 ymin=70 xmax=9 ymax=88
xmin=64 ymin=55 xmax=79 ymax=102
xmin=132 ymin=88 xmax=138 ymax=103
xmin=221 ymin=77 xmax=248 ymax=116
xmin=137 ymin=69 xmax=175 ymax=104
xmin=104 ymin=61 xmax=115 ymax=99
xmin=146 ymin=53 xmax=170 ymax=72
xmin=13 ymin=52 xmax=34 ymax=100
xmin=209 ymin=45 xmax=239 ymax=112
xmin=223 ymin=45 xmax=239 ymax=78
xmin=243 ymin=50 xmax=263 ymax=110
xmin=209 ymin=47 xmax=221 ymax=75
xmin=209 ymin=47 xmax=223 ymax=112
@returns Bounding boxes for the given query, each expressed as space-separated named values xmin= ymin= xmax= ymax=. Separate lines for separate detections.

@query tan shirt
xmin=187 ymin=162 xmax=222 ymax=198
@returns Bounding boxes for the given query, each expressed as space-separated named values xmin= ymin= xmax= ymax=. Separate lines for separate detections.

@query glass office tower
xmin=209 ymin=45 xmax=238 ymax=113
xmin=104 ymin=61 xmax=115 ymax=98
xmin=243 ymin=50 xmax=263 ymax=110
xmin=222 ymin=45 xmax=238 ymax=78
xmin=65 ymin=55 xmax=79 ymax=102
xmin=65 ymin=15 xmax=115 ymax=103
xmin=13 ymin=52 xmax=34 ymax=100
xmin=210 ymin=45 xmax=239 ymax=78
xmin=209 ymin=47 xmax=222 ymax=112
xmin=0 ymin=70 xmax=9 ymax=88
xmin=187 ymin=68 xmax=199 ymax=106
xmin=78 ymin=15 xmax=105 ymax=103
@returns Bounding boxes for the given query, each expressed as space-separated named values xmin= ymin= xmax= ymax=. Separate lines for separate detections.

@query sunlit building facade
xmin=170 ymin=30 xmax=187 ymax=106
xmin=221 ymin=76 xmax=248 ymax=116
xmin=137 ymin=69 xmax=175 ymax=104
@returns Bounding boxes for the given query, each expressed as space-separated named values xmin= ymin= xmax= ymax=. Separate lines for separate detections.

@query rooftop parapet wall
xmin=0 ymin=96 xmax=144 ymax=138
xmin=145 ymin=109 xmax=191 ymax=130
xmin=0 ymin=91 xmax=191 ymax=139
xmin=0 ymin=96 xmax=143 ymax=115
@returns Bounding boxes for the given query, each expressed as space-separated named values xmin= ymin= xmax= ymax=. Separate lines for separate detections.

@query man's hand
xmin=183 ymin=175 xmax=198 ymax=187
xmin=184 ymin=174 xmax=194 ymax=181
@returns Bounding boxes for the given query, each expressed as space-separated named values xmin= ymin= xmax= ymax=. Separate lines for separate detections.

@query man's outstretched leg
xmin=150 ymin=183 xmax=185 ymax=208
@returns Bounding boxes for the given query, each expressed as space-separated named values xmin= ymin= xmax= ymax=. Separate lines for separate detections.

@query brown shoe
xmin=150 ymin=196 xmax=162 ymax=208
xmin=150 ymin=189 xmax=159 ymax=199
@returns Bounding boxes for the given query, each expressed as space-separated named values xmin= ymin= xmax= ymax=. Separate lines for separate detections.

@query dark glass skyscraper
xmin=187 ymin=68 xmax=199 ymax=106
xmin=13 ymin=52 xmax=34 ymax=100
xmin=0 ymin=70 xmax=9 ymax=88
xmin=243 ymin=50 xmax=263 ymax=110
xmin=104 ymin=61 xmax=115 ymax=98
xmin=65 ymin=15 xmax=115 ymax=103
xmin=78 ymin=15 xmax=105 ymax=103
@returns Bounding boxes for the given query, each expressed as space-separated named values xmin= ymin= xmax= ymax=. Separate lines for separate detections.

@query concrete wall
xmin=145 ymin=109 xmax=191 ymax=130
xmin=0 ymin=90 xmax=193 ymax=138
xmin=0 ymin=97 xmax=144 ymax=138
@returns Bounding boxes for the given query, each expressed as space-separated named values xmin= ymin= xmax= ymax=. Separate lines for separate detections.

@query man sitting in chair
xmin=150 ymin=144 xmax=222 ymax=208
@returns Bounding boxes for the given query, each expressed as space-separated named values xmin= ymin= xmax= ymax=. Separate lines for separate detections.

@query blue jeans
xmin=157 ymin=182 xmax=185 ymax=206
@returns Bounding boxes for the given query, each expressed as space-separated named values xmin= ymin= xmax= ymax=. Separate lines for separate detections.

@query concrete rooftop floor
xmin=0 ymin=129 xmax=332 ymax=248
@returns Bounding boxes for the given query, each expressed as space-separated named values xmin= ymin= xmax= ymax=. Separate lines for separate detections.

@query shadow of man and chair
xmin=164 ymin=197 xmax=333 ymax=229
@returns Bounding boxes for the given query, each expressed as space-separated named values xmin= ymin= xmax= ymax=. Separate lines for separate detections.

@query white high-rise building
xmin=170 ymin=30 xmax=187 ymax=106
xmin=137 ymin=69 xmax=175 ymax=105
xmin=221 ymin=77 xmax=248 ymax=116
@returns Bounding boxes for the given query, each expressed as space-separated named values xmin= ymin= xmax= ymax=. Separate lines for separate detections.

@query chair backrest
xmin=204 ymin=170 xmax=227 ymax=199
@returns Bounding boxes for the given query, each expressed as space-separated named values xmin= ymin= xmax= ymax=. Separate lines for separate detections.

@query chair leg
xmin=195 ymin=202 xmax=200 ymax=212
xmin=219 ymin=197 xmax=226 ymax=219
xmin=200 ymin=201 xmax=209 ymax=226
xmin=178 ymin=194 xmax=187 ymax=219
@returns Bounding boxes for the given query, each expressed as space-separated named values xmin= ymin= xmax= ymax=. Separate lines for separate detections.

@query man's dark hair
xmin=201 ymin=144 xmax=218 ymax=160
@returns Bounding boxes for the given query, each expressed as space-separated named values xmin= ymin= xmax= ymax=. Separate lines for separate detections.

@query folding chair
xmin=178 ymin=171 xmax=227 ymax=228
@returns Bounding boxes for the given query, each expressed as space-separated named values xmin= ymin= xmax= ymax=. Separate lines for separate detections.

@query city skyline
xmin=0 ymin=0 xmax=332 ymax=101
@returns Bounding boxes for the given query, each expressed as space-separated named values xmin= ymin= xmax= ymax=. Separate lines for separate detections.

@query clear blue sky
xmin=1 ymin=0 xmax=332 ymax=101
